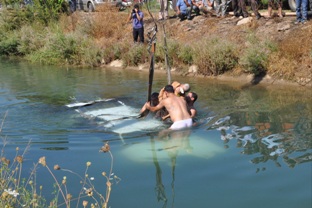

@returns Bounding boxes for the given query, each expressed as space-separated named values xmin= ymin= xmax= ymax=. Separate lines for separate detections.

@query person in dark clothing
xmin=185 ymin=92 xmax=198 ymax=119
xmin=232 ymin=0 xmax=261 ymax=19
xmin=128 ymin=4 xmax=144 ymax=43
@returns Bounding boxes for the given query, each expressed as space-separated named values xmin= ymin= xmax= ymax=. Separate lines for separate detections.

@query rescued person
xmin=158 ymin=81 xmax=190 ymax=101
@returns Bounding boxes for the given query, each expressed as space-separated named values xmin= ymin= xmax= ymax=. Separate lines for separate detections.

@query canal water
xmin=0 ymin=58 xmax=311 ymax=208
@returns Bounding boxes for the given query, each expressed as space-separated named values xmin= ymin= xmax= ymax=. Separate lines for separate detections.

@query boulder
xmin=237 ymin=17 xmax=253 ymax=26
xmin=109 ymin=60 xmax=123 ymax=68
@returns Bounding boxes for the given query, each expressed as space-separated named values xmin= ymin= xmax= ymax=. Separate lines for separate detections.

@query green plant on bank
xmin=0 ymin=31 xmax=21 ymax=56
xmin=0 ymin=0 xmax=69 ymax=25
xmin=193 ymin=37 xmax=238 ymax=76
xmin=122 ymin=43 xmax=148 ymax=67
xmin=178 ymin=44 xmax=193 ymax=65
xmin=25 ymin=24 xmax=103 ymax=66
xmin=155 ymin=38 xmax=193 ymax=71
xmin=17 ymin=24 xmax=46 ymax=55
xmin=0 ymin=0 xmax=70 ymax=57
xmin=1 ymin=113 xmax=120 ymax=208
xmin=240 ymin=33 xmax=277 ymax=75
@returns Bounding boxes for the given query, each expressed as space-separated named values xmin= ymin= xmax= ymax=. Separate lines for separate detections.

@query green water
xmin=0 ymin=58 xmax=311 ymax=208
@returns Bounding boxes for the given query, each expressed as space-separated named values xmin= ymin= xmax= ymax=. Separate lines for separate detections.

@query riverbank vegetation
xmin=0 ymin=1 xmax=311 ymax=85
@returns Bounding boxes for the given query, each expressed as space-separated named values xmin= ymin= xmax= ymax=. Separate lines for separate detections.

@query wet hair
xmin=151 ymin=92 xmax=159 ymax=100
xmin=191 ymin=92 xmax=198 ymax=102
xmin=164 ymin=85 xmax=174 ymax=93
xmin=151 ymin=92 xmax=159 ymax=106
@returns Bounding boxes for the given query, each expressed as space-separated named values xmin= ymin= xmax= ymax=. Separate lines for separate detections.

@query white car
xmin=68 ymin=0 xmax=105 ymax=12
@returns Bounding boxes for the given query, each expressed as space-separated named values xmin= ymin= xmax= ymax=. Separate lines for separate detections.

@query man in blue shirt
xmin=128 ymin=4 xmax=144 ymax=43
xmin=177 ymin=0 xmax=192 ymax=21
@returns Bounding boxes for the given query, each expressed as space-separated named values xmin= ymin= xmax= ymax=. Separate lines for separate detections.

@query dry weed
xmin=267 ymin=25 xmax=312 ymax=81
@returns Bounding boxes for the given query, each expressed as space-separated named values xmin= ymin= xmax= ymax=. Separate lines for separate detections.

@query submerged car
xmin=68 ymin=0 xmax=105 ymax=12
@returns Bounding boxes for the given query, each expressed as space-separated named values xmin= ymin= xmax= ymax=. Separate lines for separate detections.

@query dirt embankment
xmin=137 ymin=11 xmax=312 ymax=87
xmin=75 ymin=6 xmax=311 ymax=87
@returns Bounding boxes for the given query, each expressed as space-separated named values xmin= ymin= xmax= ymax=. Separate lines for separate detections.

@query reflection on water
xmin=205 ymin=109 xmax=312 ymax=169
xmin=151 ymin=130 xmax=192 ymax=208
xmin=0 ymin=59 xmax=311 ymax=208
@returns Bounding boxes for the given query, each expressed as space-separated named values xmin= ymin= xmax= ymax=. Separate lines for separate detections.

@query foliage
xmin=0 ymin=31 xmax=21 ymax=56
xmin=1 ymin=113 xmax=119 ymax=208
xmin=0 ymin=0 xmax=68 ymax=26
xmin=156 ymin=39 xmax=193 ymax=69
xmin=26 ymin=25 xmax=103 ymax=66
xmin=178 ymin=44 xmax=193 ymax=65
xmin=0 ymin=4 xmax=310 ymax=82
xmin=193 ymin=37 xmax=238 ymax=76
xmin=122 ymin=43 xmax=148 ymax=67
xmin=240 ymin=34 xmax=277 ymax=76
xmin=0 ymin=8 xmax=35 ymax=32
xmin=102 ymin=42 xmax=130 ymax=64
xmin=17 ymin=25 xmax=46 ymax=55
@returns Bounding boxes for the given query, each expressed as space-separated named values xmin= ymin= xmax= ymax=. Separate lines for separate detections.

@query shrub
xmin=0 ymin=31 xmax=20 ymax=56
xmin=178 ymin=44 xmax=193 ymax=65
xmin=102 ymin=42 xmax=129 ymax=64
xmin=122 ymin=44 xmax=148 ymax=67
xmin=30 ymin=0 xmax=69 ymax=25
xmin=166 ymin=39 xmax=181 ymax=66
xmin=17 ymin=25 xmax=46 ymax=55
xmin=155 ymin=39 xmax=186 ymax=68
xmin=0 ymin=8 xmax=35 ymax=32
xmin=26 ymin=26 xmax=103 ymax=66
xmin=193 ymin=37 xmax=238 ymax=76
xmin=240 ymin=35 xmax=277 ymax=76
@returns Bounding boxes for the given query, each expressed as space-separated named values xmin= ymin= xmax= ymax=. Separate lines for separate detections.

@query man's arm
xmin=139 ymin=102 xmax=147 ymax=113
xmin=190 ymin=109 xmax=196 ymax=118
xmin=134 ymin=9 xmax=143 ymax=21
xmin=146 ymin=101 xmax=165 ymax=112
xmin=184 ymin=0 xmax=191 ymax=7
xmin=176 ymin=0 xmax=181 ymax=13
xmin=191 ymin=0 xmax=198 ymax=6
xmin=128 ymin=12 xmax=132 ymax=22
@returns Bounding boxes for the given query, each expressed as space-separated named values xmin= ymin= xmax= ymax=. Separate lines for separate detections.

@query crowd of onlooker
xmin=128 ymin=0 xmax=311 ymax=43
xmin=156 ymin=0 xmax=310 ymax=24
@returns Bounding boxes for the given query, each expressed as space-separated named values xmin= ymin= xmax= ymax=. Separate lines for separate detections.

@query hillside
xmin=136 ymin=10 xmax=312 ymax=87
xmin=4 ymin=4 xmax=310 ymax=87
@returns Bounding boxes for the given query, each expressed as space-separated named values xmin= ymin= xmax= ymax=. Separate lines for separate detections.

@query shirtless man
xmin=145 ymin=85 xmax=192 ymax=130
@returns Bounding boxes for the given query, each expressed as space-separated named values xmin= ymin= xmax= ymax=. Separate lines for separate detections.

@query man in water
xmin=145 ymin=85 xmax=192 ymax=130
xmin=185 ymin=91 xmax=198 ymax=119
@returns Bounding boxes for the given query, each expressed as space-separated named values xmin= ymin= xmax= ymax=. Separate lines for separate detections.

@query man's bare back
xmin=159 ymin=94 xmax=191 ymax=122
xmin=145 ymin=85 xmax=191 ymax=124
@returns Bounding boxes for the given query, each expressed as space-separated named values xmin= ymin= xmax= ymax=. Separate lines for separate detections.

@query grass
xmin=1 ymin=112 xmax=120 ymax=208
xmin=0 ymin=1 xmax=311 ymax=81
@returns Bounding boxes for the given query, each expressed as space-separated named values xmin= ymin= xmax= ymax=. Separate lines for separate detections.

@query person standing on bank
xmin=128 ymin=4 xmax=144 ymax=43
xmin=295 ymin=0 xmax=308 ymax=24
